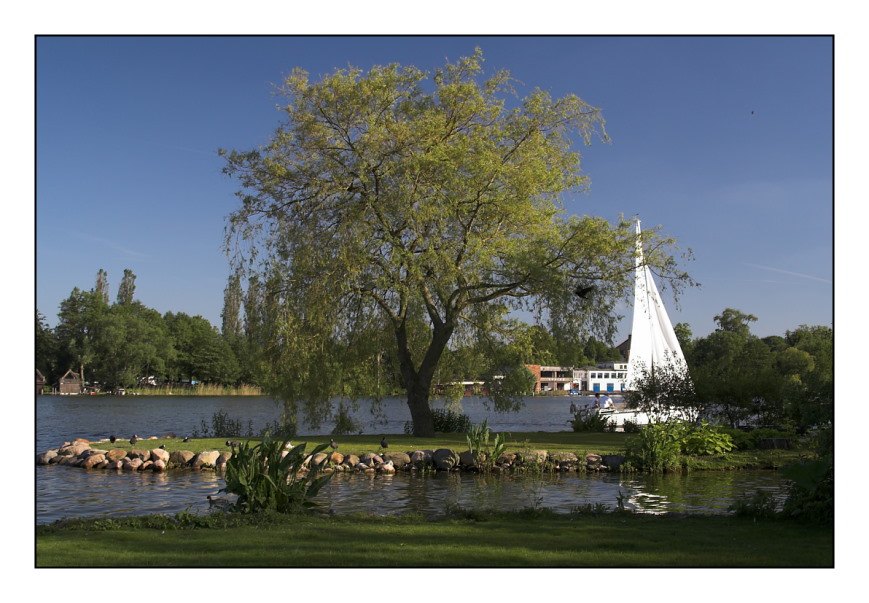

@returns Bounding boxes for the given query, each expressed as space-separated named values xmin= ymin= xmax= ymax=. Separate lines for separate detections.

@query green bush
xmin=405 ymin=407 xmax=471 ymax=434
xmin=780 ymin=457 xmax=833 ymax=523
xmin=221 ymin=436 xmax=333 ymax=514
xmin=569 ymin=411 xmax=613 ymax=432
xmin=720 ymin=426 xmax=796 ymax=450
xmin=680 ymin=421 xmax=734 ymax=455
xmin=624 ymin=423 xmax=683 ymax=472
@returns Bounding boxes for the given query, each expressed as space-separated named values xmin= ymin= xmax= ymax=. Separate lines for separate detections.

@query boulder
xmin=459 ymin=450 xmax=483 ymax=468
xmin=140 ymin=460 xmax=153 ymax=471
xmin=342 ymin=454 xmax=360 ymax=467
xmin=58 ymin=442 xmax=90 ymax=457
xmin=550 ymin=451 xmax=579 ymax=464
xmin=82 ymin=453 xmax=107 ymax=469
xmin=330 ymin=452 xmax=345 ymax=465
xmin=382 ymin=452 xmax=411 ymax=469
xmin=150 ymin=448 xmax=170 ymax=463
xmin=107 ymin=459 xmax=124 ymax=470
xmin=518 ymin=450 xmax=548 ymax=465
xmin=432 ymin=448 xmax=460 ymax=470
xmin=410 ymin=450 xmax=434 ymax=466
xmin=105 ymin=449 xmax=128 ymax=462
xmin=126 ymin=458 xmax=143 ymax=471
xmin=495 ymin=452 xmax=517 ymax=466
xmin=378 ymin=461 xmax=396 ymax=474
xmin=216 ymin=452 xmax=232 ymax=468
xmin=602 ymin=454 xmax=625 ymax=470
xmin=36 ymin=450 xmax=58 ymax=465
xmin=192 ymin=450 xmax=221 ymax=469
xmin=310 ymin=452 xmax=329 ymax=467
xmin=128 ymin=449 xmax=149 ymax=460
xmin=360 ymin=453 xmax=383 ymax=465
xmin=169 ymin=450 xmax=196 ymax=466
xmin=151 ymin=459 xmax=167 ymax=472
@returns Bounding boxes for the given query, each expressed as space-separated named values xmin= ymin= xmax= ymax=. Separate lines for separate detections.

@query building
xmin=586 ymin=361 xmax=629 ymax=393
xmin=58 ymin=369 xmax=82 ymax=395
xmin=36 ymin=369 xmax=45 ymax=395
xmin=525 ymin=364 xmax=578 ymax=392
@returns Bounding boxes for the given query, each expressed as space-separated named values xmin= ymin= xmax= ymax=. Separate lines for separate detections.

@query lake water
xmin=35 ymin=394 xmax=789 ymax=524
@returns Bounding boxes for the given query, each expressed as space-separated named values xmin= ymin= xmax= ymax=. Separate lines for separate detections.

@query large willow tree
xmin=222 ymin=49 xmax=691 ymax=437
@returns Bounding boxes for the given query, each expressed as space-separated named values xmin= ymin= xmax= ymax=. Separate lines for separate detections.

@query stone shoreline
xmin=36 ymin=437 xmax=626 ymax=474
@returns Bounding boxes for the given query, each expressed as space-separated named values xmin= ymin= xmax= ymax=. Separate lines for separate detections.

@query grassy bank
xmin=35 ymin=510 xmax=832 ymax=567
xmin=91 ymin=432 xmax=808 ymax=471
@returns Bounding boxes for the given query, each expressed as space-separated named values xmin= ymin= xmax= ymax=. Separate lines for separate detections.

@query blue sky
xmin=35 ymin=35 xmax=833 ymax=342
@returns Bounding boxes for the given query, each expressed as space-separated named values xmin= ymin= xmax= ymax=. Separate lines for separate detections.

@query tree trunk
xmin=395 ymin=320 xmax=453 ymax=438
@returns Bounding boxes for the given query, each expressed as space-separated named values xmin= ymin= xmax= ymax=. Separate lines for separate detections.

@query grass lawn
xmin=35 ymin=511 xmax=832 ymax=567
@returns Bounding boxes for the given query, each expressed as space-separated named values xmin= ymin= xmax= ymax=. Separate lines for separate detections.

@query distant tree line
xmin=633 ymin=308 xmax=832 ymax=431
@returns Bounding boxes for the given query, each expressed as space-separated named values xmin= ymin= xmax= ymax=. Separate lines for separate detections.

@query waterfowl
xmin=129 ymin=435 xmax=139 ymax=447
xmin=329 ymin=439 xmax=338 ymax=450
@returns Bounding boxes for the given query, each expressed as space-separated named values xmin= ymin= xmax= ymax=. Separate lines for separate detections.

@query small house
xmin=36 ymin=369 xmax=45 ymax=395
xmin=58 ymin=369 xmax=82 ymax=395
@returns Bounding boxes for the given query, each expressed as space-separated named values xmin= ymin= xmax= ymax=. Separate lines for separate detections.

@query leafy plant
xmin=221 ymin=436 xmax=333 ymax=514
xmin=623 ymin=423 xmax=683 ymax=472
xmin=779 ymin=456 xmax=833 ymax=523
xmin=465 ymin=419 xmax=509 ymax=470
xmin=405 ymin=407 xmax=471 ymax=434
xmin=569 ymin=410 xmax=613 ymax=432
xmin=680 ymin=421 xmax=735 ymax=455
xmin=728 ymin=490 xmax=780 ymax=520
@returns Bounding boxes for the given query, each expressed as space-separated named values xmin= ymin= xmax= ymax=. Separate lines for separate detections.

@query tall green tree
xmin=222 ymin=49 xmax=692 ymax=436
xmin=116 ymin=269 xmax=137 ymax=306
xmin=36 ymin=310 xmax=59 ymax=383
xmin=93 ymin=302 xmax=173 ymax=388
xmin=165 ymin=312 xmax=239 ymax=384
xmin=55 ymin=285 xmax=108 ymax=386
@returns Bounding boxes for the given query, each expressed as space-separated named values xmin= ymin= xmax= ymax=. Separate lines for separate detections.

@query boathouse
xmin=58 ymin=369 xmax=82 ymax=395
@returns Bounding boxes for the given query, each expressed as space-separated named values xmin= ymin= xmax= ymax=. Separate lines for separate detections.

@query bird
xmin=329 ymin=439 xmax=338 ymax=451
xmin=226 ymin=440 xmax=241 ymax=448
xmin=158 ymin=444 xmax=166 ymax=450
xmin=182 ymin=436 xmax=190 ymax=443
xmin=751 ymin=110 xmax=756 ymax=115
xmin=207 ymin=495 xmax=233 ymax=510
xmin=109 ymin=435 xmax=117 ymax=444
xmin=380 ymin=437 xmax=389 ymax=449
xmin=129 ymin=435 xmax=139 ymax=447
xmin=574 ymin=284 xmax=595 ymax=299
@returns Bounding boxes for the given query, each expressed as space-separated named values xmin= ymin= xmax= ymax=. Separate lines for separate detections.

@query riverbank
xmin=35 ymin=509 xmax=833 ymax=567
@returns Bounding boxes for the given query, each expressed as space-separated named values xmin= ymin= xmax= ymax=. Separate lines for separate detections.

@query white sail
xmin=626 ymin=220 xmax=687 ymax=390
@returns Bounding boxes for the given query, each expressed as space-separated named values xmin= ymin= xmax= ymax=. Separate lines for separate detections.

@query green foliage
xmin=405 ymin=407 xmax=472 ymax=434
xmin=465 ymin=419 xmax=509 ymax=470
xmin=569 ymin=411 xmax=614 ymax=432
xmin=779 ymin=457 xmax=833 ymax=523
xmin=221 ymin=437 xmax=333 ymax=514
xmin=728 ymin=490 xmax=780 ymax=520
xmin=680 ymin=421 xmax=735 ymax=455
xmin=623 ymin=423 xmax=683 ymax=473
xmin=221 ymin=48 xmax=692 ymax=437
xmin=192 ymin=409 xmax=255 ymax=439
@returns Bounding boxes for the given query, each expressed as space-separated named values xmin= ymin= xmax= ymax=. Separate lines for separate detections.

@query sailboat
xmin=586 ymin=220 xmax=690 ymax=428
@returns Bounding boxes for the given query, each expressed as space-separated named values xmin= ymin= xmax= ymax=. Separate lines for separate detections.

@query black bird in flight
xmin=574 ymin=285 xmax=595 ymax=299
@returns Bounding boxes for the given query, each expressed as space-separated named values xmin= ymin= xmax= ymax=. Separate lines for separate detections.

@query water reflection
xmin=37 ymin=464 xmax=788 ymax=525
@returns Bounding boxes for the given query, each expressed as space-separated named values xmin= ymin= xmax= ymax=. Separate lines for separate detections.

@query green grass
xmin=35 ymin=510 xmax=832 ymax=567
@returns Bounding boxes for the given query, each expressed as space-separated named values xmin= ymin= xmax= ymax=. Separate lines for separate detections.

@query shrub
xmin=779 ymin=456 xmax=833 ymax=523
xmin=404 ymin=407 xmax=471 ymax=434
xmin=221 ymin=436 xmax=333 ymax=514
xmin=680 ymin=421 xmax=734 ymax=455
xmin=569 ymin=411 xmax=613 ymax=432
xmin=623 ymin=423 xmax=682 ymax=472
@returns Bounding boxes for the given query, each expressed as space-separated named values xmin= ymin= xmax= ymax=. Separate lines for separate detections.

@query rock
xmin=410 ymin=450 xmax=433 ymax=466
xmin=310 ymin=452 xmax=329 ymax=467
xmin=150 ymin=448 xmax=170 ymax=463
xmin=602 ymin=454 xmax=625 ymax=470
xmin=169 ymin=450 xmax=195 ymax=466
xmin=128 ymin=449 xmax=149 ymax=460
xmin=518 ymin=450 xmax=548 ymax=465
xmin=432 ymin=448 xmax=459 ymax=470
xmin=192 ymin=450 xmax=221 ymax=469
xmin=342 ymin=454 xmax=360 ymax=467
xmin=382 ymin=452 xmax=411 ymax=468
xmin=459 ymin=450 xmax=483 ymax=468
xmin=107 ymin=459 xmax=123 ymax=470
xmin=37 ymin=450 xmax=58 ymax=465
xmin=378 ymin=461 xmax=396 ymax=474
xmin=550 ymin=451 xmax=579 ymax=464
xmin=151 ymin=459 xmax=166 ymax=471
xmin=585 ymin=453 xmax=602 ymax=463
xmin=58 ymin=442 xmax=90 ymax=457
xmin=140 ymin=460 xmax=153 ymax=471
xmin=330 ymin=452 xmax=344 ymax=465
xmin=360 ymin=453 xmax=383 ymax=465
xmin=105 ymin=449 xmax=128 ymax=462
xmin=82 ymin=453 xmax=107 ymax=469
xmin=216 ymin=452 xmax=232 ymax=468
xmin=496 ymin=452 xmax=517 ymax=465
xmin=126 ymin=458 xmax=143 ymax=471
